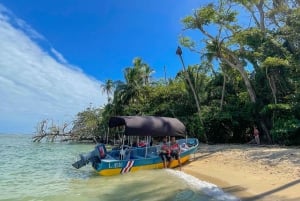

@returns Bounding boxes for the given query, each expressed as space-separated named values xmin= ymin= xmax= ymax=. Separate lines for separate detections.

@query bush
xmin=270 ymin=117 xmax=300 ymax=145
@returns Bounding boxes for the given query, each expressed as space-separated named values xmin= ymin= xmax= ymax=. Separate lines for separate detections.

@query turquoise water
xmin=0 ymin=134 xmax=238 ymax=201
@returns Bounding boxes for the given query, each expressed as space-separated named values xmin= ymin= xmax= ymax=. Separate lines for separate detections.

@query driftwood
xmin=32 ymin=120 xmax=73 ymax=142
xmin=32 ymin=119 xmax=103 ymax=143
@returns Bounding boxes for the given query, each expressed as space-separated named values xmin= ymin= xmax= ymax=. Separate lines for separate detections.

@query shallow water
xmin=0 ymin=134 xmax=238 ymax=201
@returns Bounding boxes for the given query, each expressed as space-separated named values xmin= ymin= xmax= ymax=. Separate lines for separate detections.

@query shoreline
xmin=182 ymin=144 xmax=300 ymax=201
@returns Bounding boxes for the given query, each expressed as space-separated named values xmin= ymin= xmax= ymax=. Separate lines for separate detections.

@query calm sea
xmin=0 ymin=134 xmax=238 ymax=201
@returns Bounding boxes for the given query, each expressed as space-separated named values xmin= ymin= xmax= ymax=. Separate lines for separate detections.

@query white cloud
xmin=0 ymin=4 xmax=107 ymax=134
xmin=50 ymin=48 xmax=68 ymax=64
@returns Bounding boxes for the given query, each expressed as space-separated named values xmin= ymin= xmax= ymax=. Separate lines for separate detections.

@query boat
xmin=72 ymin=116 xmax=199 ymax=176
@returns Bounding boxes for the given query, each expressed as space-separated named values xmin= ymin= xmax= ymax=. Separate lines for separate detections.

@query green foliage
xmin=71 ymin=107 xmax=104 ymax=140
xmin=294 ymin=103 xmax=300 ymax=119
xmin=202 ymin=100 xmax=255 ymax=144
xmin=183 ymin=114 xmax=205 ymax=141
xmin=260 ymin=104 xmax=292 ymax=115
xmin=262 ymin=57 xmax=290 ymax=68
xmin=195 ymin=5 xmax=216 ymax=25
xmin=233 ymin=28 xmax=264 ymax=49
xmin=259 ymin=103 xmax=300 ymax=145
xmin=271 ymin=117 xmax=300 ymax=145
xmin=144 ymin=80 xmax=193 ymax=117
xmin=179 ymin=36 xmax=195 ymax=49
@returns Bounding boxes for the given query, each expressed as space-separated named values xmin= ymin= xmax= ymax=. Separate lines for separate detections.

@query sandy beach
xmin=183 ymin=144 xmax=300 ymax=201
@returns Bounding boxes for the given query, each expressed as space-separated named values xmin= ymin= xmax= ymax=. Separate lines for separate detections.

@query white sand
xmin=182 ymin=144 xmax=300 ymax=201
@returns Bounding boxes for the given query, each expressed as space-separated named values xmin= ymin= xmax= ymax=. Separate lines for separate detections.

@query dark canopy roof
xmin=108 ymin=116 xmax=186 ymax=137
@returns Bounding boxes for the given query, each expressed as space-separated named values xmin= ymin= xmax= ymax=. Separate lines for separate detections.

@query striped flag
xmin=120 ymin=160 xmax=135 ymax=174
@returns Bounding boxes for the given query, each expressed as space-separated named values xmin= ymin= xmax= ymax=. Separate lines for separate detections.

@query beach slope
xmin=183 ymin=144 xmax=300 ymax=201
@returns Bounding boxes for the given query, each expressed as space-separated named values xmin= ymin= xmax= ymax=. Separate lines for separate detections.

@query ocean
xmin=0 ymin=134 xmax=239 ymax=201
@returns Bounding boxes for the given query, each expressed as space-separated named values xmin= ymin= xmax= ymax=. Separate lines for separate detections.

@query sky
xmin=0 ymin=0 xmax=209 ymax=134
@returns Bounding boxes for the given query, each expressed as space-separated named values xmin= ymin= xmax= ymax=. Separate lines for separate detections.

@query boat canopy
xmin=108 ymin=116 xmax=186 ymax=137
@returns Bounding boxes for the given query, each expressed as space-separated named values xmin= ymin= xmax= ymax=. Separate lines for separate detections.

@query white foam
xmin=167 ymin=169 xmax=241 ymax=201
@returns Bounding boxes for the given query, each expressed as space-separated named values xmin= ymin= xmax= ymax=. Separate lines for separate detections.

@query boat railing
xmin=177 ymin=138 xmax=198 ymax=147
xmin=131 ymin=146 xmax=159 ymax=158
xmin=106 ymin=142 xmax=199 ymax=161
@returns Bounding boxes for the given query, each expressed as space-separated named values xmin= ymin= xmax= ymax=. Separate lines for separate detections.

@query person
xmin=138 ymin=140 xmax=146 ymax=147
xmin=170 ymin=136 xmax=181 ymax=170
xmin=159 ymin=136 xmax=171 ymax=168
xmin=253 ymin=125 xmax=260 ymax=145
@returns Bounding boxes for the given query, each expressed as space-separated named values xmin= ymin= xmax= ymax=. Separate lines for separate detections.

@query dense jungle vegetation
xmin=34 ymin=0 xmax=300 ymax=145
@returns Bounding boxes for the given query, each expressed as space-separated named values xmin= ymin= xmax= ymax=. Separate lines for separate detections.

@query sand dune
xmin=183 ymin=144 xmax=300 ymax=201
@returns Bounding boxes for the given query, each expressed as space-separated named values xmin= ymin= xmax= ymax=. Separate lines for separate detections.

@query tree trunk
xmin=178 ymin=54 xmax=208 ymax=143
xmin=266 ymin=67 xmax=278 ymax=104
xmin=221 ymin=56 xmax=257 ymax=102
xmin=221 ymin=54 xmax=272 ymax=144
xmin=220 ymin=73 xmax=226 ymax=110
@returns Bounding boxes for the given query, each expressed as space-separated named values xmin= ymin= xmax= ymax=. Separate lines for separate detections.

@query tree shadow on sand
xmin=243 ymin=179 xmax=300 ymax=201
xmin=221 ymin=179 xmax=300 ymax=201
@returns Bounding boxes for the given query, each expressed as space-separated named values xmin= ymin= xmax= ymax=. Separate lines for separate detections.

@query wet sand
xmin=182 ymin=144 xmax=300 ymax=201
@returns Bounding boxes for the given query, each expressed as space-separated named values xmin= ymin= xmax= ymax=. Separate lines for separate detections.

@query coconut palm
xmin=101 ymin=79 xmax=114 ymax=103
xmin=112 ymin=58 xmax=153 ymax=115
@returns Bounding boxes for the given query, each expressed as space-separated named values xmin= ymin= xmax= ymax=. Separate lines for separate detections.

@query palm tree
xmin=176 ymin=46 xmax=208 ymax=142
xmin=112 ymin=58 xmax=154 ymax=115
xmin=142 ymin=64 xmax=154 ymax=85
xmin=101 ymin=79 xmax=114 ymax=103
xmin=130 ymin=57 xmax=154 ymax=86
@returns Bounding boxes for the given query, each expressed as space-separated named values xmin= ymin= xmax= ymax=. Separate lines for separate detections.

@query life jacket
xmin=170 ymin=143 xmax=180 ymax=152
xmin=161 ymin=143 xmax=170 ymax=153
xmin=138 ymin=141 xmax=146 ymax=147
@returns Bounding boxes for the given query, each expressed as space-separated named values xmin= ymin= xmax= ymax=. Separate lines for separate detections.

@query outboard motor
xmin=72 ymin=144 xmax=107 ymax=169
xmin=95 ymin=144 xmax=107 ymax=159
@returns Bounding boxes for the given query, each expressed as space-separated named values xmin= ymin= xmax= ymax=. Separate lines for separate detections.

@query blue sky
xmin=0 ymin=0 xmax=209 ymax=134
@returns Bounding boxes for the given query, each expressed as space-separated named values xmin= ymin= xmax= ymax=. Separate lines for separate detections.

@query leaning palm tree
xmin=176 ymin=46 xmax=208 ymax=142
